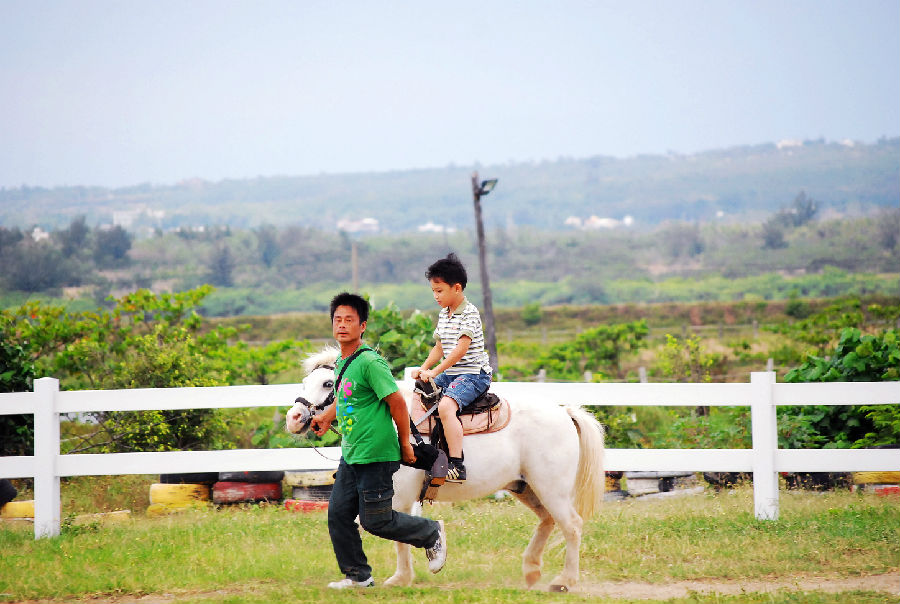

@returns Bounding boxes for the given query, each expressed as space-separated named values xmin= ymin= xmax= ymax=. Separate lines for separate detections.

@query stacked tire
xmin=147 ymin=472 xmax=217 ymax=516
xmin=852 ymin=471 xmax=900 ymax=496
xmin=283 ymin=469 xmax=334 ymax=512
xmin=212 ymin=471 xmax=284 ymax=505
xmin=0 ymin=479 xmax=33 ymax=520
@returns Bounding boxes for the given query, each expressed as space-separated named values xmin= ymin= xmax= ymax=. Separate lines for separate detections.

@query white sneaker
xmin=425 ymin=519 xmax=446 ymax=573
xmin=327 ymin=576 xmax=375 ymax=589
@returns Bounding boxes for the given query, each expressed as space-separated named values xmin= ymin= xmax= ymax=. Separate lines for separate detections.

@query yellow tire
xmin=0 ymin=500 xmax=35 ymax=518
xmin=852 ymin=471 xmax=900 ymax=485
xmin=284 ymin=470 xmax=336 ymax=487
xmin=146 ymin=501 xmax=209 ymax=516
xmin=148 ymin=483 xmax=211 ymax=505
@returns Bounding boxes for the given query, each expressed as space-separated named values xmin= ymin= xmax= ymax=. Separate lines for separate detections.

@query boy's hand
xmin=418 ymin=369 xmax=436 ymax=382
xmin=410 ymin=367 xmax=422 ymax=379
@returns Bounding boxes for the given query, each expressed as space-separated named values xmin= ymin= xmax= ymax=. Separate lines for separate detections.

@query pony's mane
xmin=302 ymin=347 xmax=340 ymax=375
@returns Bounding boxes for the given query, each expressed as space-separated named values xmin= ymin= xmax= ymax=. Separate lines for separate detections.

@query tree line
xmin=2 ymin=203 xmax=898 ymax=315
xmin=0 ymin=217 xmax=132 ymax=292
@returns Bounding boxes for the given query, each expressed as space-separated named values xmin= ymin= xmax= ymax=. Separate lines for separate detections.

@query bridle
xmin=309 ymin=363 xmax=336 ymax=412
xmin=296 ymin=363 xmax=341 ymax=460
xmin=296 ymin=363 xmax=341 ymax=431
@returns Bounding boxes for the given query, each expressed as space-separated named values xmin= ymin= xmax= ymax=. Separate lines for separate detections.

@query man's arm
xmin=385 ymin=390 xmax=416 ymax=464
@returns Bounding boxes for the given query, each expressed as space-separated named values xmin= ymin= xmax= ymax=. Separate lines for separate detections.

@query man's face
xmin=332 ymin=305 xmax=366 ymax=345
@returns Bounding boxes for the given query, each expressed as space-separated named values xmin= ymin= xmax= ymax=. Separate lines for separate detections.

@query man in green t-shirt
xmin=311 ymin=292 xmax=446 ymax=589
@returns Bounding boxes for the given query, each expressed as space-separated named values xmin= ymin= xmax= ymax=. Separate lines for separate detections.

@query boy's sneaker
xmin=425 ymin=519 xmax=447 ymax=573
xmin=446 ymin=459 xmax=466 ymax=483
xmin=327 ymin=576 xmax=375 ymax=589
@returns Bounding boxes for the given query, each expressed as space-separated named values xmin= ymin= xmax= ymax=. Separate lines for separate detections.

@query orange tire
xmin=284 ymin=498 xmax=328 ymax=512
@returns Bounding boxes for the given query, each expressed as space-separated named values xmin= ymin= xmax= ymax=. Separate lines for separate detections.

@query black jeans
xmin=328 ymin=458 xmax=440 ymax=581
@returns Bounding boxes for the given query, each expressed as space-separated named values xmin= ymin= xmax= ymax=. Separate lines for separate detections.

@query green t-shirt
xmin=335 ymin=347 xmax=401 ymax=464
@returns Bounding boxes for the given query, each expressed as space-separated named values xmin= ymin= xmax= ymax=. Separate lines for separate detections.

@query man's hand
xmin=310 ymin=402 xmax=337 ymax=437
xmin=400 ymin=441 xmax=416 ymax=465
xmin=310 ymin=413 xmax=330 ymax=436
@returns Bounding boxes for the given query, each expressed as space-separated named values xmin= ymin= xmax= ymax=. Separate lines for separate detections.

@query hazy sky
xmin=1 ymin=1 xmax=898 ymax=189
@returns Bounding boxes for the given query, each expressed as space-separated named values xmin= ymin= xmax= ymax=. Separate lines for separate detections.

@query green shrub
xmin=364 ymin=301 xmax=434 ymax=378
xmin=0 ymin=334 xmax=34 ymax=455
xmin=521 ymin=302 xmax=542 ymax=326
xmin=784 ymin=327 xmax=900 ymax=448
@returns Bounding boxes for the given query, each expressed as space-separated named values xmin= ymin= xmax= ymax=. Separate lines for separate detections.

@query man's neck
xmin=339 ymin=340 xmax=364 ymax=359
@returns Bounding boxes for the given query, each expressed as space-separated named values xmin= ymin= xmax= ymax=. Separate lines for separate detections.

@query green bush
xmin=1 ymin=286 xmax=300 ymax=453
xmin=533 ymin=320 xmax=649 ymax=380
xmin=364 ymin=302 xmax=434 ymax=378
xmin=0 ymin=334 xmax=35 ymax=455
xmin=783 ymin=327 xmax=899 ymax=448
xmin=521 ymin=302 xmax=542 ymax=326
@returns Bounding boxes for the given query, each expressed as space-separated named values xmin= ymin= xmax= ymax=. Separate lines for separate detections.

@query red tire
xmin=212 ymin=481 xmax=282 ymax=504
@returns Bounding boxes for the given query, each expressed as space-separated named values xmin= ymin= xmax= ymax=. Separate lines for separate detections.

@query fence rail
xmin=1 ymin=373 xmax=898 ymax=539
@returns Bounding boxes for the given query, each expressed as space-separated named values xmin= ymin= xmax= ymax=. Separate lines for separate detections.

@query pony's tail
xmin=566 ymin=406 xmax=605 ymax=522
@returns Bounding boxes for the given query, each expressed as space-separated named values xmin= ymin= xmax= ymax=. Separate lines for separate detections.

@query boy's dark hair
xmin=329 ymin=292 xmax=369 ymax=323
xmin=426 ymin=253 xmax=467 ymax=289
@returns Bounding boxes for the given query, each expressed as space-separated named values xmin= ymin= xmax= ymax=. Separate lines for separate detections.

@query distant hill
xmin=2 ymin=138 xmax=897 ymax=233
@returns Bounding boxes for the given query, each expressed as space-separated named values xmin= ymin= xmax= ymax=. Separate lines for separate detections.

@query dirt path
xmin=575 ymin=572 xmax=899 ymax=599
xmin=8 ymin=573 xmax=898 ymax=603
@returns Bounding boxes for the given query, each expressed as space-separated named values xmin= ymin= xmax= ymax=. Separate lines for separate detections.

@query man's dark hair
xmin=426 ymin=253 xmax=467 ymax=289
xmin=329 ymin=292 xmax=369 ymax=323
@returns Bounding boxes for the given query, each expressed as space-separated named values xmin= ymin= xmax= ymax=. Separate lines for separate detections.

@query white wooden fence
xmin=1 ymin=373 xmax=897 ymax=540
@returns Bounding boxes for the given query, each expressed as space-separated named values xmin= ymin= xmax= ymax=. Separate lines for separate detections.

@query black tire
xmin=218 ymin=471 xmax=285 ymax=483
xmin=702 ymin=471 xmax=750 ymax=489
xmin=160 ymin=472 xmax=220 ymax=485
xmin=0 ymin=479 xmax=17 ymax=507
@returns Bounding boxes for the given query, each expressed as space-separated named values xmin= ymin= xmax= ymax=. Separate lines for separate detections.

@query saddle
xmin=409 ymin=379 xmax=512 ymax=503
xmin=410 ymin=380 xmax=511 ymax=436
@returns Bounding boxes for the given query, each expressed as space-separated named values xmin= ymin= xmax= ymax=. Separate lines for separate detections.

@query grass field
xmin=1 ymin=487 xmax=896 ymax=604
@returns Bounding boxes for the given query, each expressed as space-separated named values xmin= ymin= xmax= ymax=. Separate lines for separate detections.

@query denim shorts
xmin=433 ymin=369 xmax=492 ymax=410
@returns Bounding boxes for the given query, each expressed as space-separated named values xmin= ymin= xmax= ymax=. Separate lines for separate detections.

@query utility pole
xmin=471 ymin=171 xmax=499 ymax=372
xmin=351 ymin=240 xmax=359 ymax=292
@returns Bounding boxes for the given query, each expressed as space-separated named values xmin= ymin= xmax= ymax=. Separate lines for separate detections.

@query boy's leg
xmin=436 ymin=371 xmax=492 ymax=481
xmin=438 ymin=395 xmax=464 ymax=457
xmin=328 ymin=459 xmax=372 ymax=582
xmin=356 ymin=461 xmax=440 ymax=548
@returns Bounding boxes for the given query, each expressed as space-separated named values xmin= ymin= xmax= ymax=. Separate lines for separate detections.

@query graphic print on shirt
xmin=337 ymin=378 xmax=354 ymax=435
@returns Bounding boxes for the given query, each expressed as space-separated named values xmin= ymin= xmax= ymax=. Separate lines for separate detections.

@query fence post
xmin=33 ymin=377 xmax=61 ymax=539
xmin=750 ymin=371 xmax=778 ymax=520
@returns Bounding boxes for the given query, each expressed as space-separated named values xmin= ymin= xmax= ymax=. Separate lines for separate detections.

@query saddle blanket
xmin=410 ymin=391 xmax=511 ymax=436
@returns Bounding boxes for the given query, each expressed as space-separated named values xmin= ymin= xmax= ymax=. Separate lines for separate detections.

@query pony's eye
xmin=324 ymin=380 xmax=334 ymax=389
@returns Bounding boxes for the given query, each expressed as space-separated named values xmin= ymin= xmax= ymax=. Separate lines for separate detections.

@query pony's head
xmin=285 ymin=347 xmax=340 ymax=435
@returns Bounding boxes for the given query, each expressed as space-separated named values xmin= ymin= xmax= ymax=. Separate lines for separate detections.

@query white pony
xmin=286 ymin=348 xmax=605 ymax=592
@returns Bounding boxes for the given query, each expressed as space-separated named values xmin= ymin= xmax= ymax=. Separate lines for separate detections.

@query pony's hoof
xmin=383 ymin=575 xmax=412 ymax=587
xmin=524 ymin=570 xmax=541 ymax=588
xmin=549 ymin=584 xmax=569 ymax=593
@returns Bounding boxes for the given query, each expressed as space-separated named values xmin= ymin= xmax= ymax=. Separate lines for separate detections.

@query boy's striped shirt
xmin=433 ymin=297 xmax=492 ymax=375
